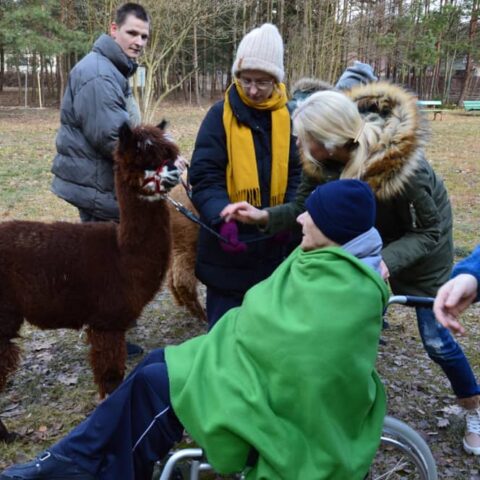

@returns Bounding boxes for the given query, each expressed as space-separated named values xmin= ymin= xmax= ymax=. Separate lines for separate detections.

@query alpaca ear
xmin=156 ymin=119 xmax=168 ymax=131
xmin=118 ymin=122 xmax=132 ymax=146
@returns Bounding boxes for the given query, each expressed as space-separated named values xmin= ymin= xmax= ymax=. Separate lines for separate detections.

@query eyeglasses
xmin=238 ymin=78 xmax=274 ymax=91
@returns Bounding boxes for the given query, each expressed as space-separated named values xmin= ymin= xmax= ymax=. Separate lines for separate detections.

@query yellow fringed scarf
xmin=223 ymin=80 xmax=291 ymax=207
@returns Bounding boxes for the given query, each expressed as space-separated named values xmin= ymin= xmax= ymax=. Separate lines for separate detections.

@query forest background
xmin=0 ymin=0 xmax=479 ymax=122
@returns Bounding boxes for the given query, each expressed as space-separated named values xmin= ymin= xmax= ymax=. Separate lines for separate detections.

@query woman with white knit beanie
xmin=189 ymin=23 xmax=301 ymax=328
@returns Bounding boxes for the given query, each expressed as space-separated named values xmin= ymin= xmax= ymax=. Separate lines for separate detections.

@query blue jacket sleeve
xmin=452 ymin=244 xmax=480 ymax=302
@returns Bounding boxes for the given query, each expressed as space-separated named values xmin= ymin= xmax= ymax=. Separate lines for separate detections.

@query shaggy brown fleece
xmin=0 ymin=123 xmax=179 ymax=442
xmin=167 ymin=181 xmax=206 ymax=323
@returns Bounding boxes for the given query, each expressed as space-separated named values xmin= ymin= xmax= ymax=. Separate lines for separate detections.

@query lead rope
xmin=167 ymin=166 xmax=279 ymax=247
xmin=143 ymin=166 xmax=231 ymax=244
xmin=180 ymin=164 xmax=192 ymax=199
xmin=163 ymin=194 xmax=231 ymax=244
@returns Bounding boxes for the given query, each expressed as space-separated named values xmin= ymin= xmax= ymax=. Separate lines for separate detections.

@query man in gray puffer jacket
xmin=51 ymin=3 xmax=150 ymax=355
xmin=51 ymin=2 xmax=149 ymax=222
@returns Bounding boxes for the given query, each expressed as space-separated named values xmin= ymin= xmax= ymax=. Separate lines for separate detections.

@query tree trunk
xmin=16 ymin=63 xmax=22 ymax=105
xmin=457 ymin=0 xmax=478 ymax=105
xmin=24 ymin=61 xmax=28 ymax=108
xmin=278 ymin=0 xmax=285 ymax=37
xmin=193 ymin=22 xmax=200 ymax=106
xmin=0 ymin=46 xmax=4 ymax=92
xmin=37 ymin=69 xmax=43 ymax=109
xmin=30 ymin=53 xmax=37 ymax=105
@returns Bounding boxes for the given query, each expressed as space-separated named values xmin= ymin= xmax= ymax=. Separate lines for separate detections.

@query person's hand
xmin=433 ymin=274 xmax=478 ymax=335
xmin=161 ymin=129 xmax=187 ymax=173
xmin=174 ymin=155 xmax=188 ymax=173
xmin=221 ymin=202 xmax=269 ymax=226
xmin=380 ymin=260 xmax=390 ymax=281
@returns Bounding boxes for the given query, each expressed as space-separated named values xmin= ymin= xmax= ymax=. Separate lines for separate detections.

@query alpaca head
xmin=115 ymin=122 xmax=181 ymax=200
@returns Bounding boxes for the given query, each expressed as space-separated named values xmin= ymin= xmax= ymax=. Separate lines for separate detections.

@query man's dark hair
xmin=115 ymin=3 xmax=150 ymax=26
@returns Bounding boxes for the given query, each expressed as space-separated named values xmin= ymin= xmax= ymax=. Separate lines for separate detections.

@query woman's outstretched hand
xmin=433 ymin=274 xmax=478 ymax=335
xmin=221 ymin=201 xmax=269 ymax=226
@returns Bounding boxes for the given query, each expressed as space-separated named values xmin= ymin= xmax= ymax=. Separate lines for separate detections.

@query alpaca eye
xmin=136 ymin=140 xmax=154 ymax=152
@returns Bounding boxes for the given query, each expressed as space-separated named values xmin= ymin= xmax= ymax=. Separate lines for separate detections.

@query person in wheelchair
xmin=1 ymin=180 xmax=389 ymax=480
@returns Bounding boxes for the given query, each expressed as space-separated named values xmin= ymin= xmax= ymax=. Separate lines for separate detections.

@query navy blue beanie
xmin=305 ymin=179 xmax=376 ymax=245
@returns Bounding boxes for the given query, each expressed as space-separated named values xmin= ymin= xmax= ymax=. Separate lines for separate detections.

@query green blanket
xmin=166 ymin=246 xmax=389 ymax=479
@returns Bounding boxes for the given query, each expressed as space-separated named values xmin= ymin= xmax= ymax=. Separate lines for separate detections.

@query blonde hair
xmin=292 ymin=90 xmax=381 ymax=178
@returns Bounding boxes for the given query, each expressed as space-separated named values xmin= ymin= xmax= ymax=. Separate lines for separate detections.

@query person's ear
xmin=110 ymin=22 xmax=118 ymax=38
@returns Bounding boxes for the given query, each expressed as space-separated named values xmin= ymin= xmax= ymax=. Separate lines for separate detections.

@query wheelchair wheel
xmin=367 ymin=415 xmax=438 ymax=480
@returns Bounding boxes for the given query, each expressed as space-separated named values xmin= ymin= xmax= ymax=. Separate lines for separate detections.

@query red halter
xmin=142 ymin=166 xmax=166 ymax=194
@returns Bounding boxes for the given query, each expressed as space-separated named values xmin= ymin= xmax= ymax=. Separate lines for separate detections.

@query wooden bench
xmin=463 ymin=100 xmax=480 ymax=112
xmin=417 ymin=100 xmax=444 ymax=120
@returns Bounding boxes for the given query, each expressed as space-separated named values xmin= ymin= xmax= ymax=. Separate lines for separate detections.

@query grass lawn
xmin=0 ymin=99 xmax=479 ymax=478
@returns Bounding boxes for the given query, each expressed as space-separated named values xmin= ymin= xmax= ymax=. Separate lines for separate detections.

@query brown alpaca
xmin=167 ymin=182 xmax=206 ymax=322
xmin=0 ymin=123 xmax=179 ymax=442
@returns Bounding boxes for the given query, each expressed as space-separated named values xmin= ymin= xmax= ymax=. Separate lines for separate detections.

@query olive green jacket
xmin=265 ymin=82 xmax=453 ymax=296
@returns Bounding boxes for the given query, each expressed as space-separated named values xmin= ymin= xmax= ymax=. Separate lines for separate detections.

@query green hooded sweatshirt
xmin=166 ymin=246 xmax=389 ymax=479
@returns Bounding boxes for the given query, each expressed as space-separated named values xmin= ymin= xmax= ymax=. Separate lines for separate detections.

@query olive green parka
xmin=265 ymin=82 xmax=453 ymax=296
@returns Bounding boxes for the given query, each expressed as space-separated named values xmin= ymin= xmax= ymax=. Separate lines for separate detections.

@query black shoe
xmin=126 ymin=341 xmax=144 ymax=357
xmin=0 ymin=450 xmax=94 ymax=479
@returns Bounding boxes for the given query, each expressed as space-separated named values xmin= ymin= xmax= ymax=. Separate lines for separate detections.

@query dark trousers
xmin=206 ymin=287 xmax=244 ymax=330
xmin=54 ymin=349 xmax=184 ymax=480
xmin=78 ymin=208 xmax=118 ymax=224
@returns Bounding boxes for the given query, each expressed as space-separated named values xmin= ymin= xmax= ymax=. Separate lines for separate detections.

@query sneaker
xmin=126 ymin=341 xmax=144 ymax=357
xmin=464 ymin=408 xmax=480 ymax=455
xmin=0 ymin=450 xmax=94 ymax=479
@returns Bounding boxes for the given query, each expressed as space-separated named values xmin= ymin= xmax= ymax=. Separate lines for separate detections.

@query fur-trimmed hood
xmin=301 ymin=82 xmax=430 ymax=201
xmin=288 ymin=77 xmax=335 ymax=112
xmin=347 ymin=82 xmax=430 ymax=200
xmin=290 ymin=77 xmax=334 ymax=96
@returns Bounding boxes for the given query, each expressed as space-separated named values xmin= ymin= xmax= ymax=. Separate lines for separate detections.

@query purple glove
xmin=219 ymin=220 xmax=247 ymax=253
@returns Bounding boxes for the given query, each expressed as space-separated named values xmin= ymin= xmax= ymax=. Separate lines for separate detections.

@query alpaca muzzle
xmin=142 ymin=165 xmax=180 ymax=196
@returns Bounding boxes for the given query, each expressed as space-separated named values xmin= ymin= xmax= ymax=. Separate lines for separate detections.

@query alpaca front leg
xmin=86 ymin=328 xmax=127 ymax=398
xmin=169 ymin=260 xmax=207 ymax=323
xmin=0 ymin=419 xmax=17 ymax=443
xmin=0 ymin=338 xmax=21 ymax=443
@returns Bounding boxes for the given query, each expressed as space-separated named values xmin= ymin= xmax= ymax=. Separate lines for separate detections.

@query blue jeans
xmin=416 ymin=307 xmax=480 ymax=399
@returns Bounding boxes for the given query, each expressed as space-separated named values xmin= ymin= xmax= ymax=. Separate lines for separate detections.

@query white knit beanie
xmin=232 ymin=23 xmax=284 ymax=83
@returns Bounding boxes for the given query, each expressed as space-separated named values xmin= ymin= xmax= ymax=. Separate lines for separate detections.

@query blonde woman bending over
xmin=222 ymin=84 xmax=480 ymax=455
